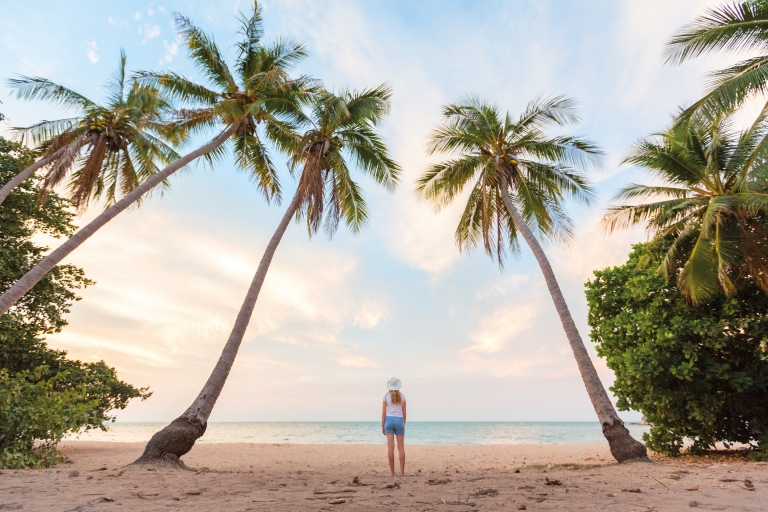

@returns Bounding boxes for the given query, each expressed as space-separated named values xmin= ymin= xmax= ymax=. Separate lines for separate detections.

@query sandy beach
xmin=0 ymin=442 xmax=764 ymax=511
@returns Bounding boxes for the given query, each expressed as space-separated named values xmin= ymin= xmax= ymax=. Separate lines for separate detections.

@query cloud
xmin=134 ymin=12 xmax=141 ymax=21
xmin=85 ymin=41 xmax=99 ymax=64
xmin=147 ymin=8 xmax=155 ymax=16
xmin=142 ymin=24 xmax=161 ymax=43
xmin=158 ymin=6 xmax=167 ymax=14
xmin=466 ymin=302 xmax=541 ymax=354
xmin=160 ymin=39 xmax=179 ymax=65
xmin=353 ymin=300 xmax=389 ymax=329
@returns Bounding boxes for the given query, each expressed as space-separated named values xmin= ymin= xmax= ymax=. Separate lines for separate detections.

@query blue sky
xmin=1 ymin=0 xmax=735 ymax=422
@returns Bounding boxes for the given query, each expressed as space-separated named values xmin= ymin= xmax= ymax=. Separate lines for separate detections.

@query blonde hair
xmin=389 ymin=390 xmax=402 ymax=405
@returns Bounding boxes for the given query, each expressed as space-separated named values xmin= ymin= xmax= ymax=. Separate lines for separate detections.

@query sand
xmin=0 ymin=442 xmax=765 ymax=511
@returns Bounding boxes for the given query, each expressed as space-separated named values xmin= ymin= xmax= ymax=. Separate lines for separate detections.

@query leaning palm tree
xmin=603 ymin=111 xmax=768 ymax=304
xmin=134 ymin=86 xmax=400 ymax=466
xmin=0 ymin=50 xmax=178 ymax=208
xmin=665 ymin=1 xmax=768 ymax=120
xmin=417 ymin=96 xmax=649 ymax=462
xmin=0 ymin=1 xmax=310 ymax=316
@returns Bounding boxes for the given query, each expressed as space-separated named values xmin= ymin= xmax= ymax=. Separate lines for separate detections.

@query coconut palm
xmin=0 ymin=50 xmax=178 ymax=209
xmin=134 ymin=86 xmax=400 ymax=466
xmin=417 ymin=96 xmax=649 ymax=462
xmin=665 ymin=1 xmax=768 ymax=120
xmin=0 ymin=1 xmax=311 ymax=316
xmin=603 ymin=112 xmax=768 ymax=304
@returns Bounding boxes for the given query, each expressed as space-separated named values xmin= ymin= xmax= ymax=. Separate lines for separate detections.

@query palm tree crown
xmin=417 ymin=96 xmax=600 ymax=264
xmin=604 ymin=112 xmax=768 ymax=304
xmin=8 ymin=50 xmax=177 ymax=209
xmin=140 ymin=1 xmax=314 ymax=203
xmin=288 ymin=86 xmax=401 ymax=236
xmin=665 ymin=1 xmax=768 ymax=119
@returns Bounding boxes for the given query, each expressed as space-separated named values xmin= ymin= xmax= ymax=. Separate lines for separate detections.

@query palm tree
xmin=0 ymin=1 xmax=310 ymax=317
xmin=665 ymin=1 xmax=768 ymax=120
xmin=0 ymin=50 xmax=178 ymax=208
xmin=603 ymin=112 xmax=768 ymax=304
xmin=417 ymin=96 xmax=648 ymax=462
xmin=134 ymin=86 xmax=400 ymax=466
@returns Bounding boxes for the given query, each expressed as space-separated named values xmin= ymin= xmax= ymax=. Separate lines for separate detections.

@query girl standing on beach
xmin=382 ymin=377 xmax=406 ymax=478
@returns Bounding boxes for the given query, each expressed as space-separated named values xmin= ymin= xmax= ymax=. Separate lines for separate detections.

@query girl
xmin=381 ymin=377 xmax=406 ymax=478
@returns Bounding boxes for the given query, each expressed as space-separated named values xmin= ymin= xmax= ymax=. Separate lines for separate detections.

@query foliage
xmin=665 ymin=0 xmax=768 ymax=120
xmin=287 ymin=86 xmax=401 ymax=236
xmin=0 ymin=136 xmax=150 ymax=468
xmin=416 ymin=95 xmax=601 ymax=265
xmin=7 ymin=50 xmax=179 ymax=210
xmin=586 ymin=243 xmax=768 ymax=456
xmin=604 ymin=112 xmax=768 ymax=304
xmin=138 ymin=0 xmax=315 ymax=204
xmin=0 ymin=368 xmax=97 ymax=469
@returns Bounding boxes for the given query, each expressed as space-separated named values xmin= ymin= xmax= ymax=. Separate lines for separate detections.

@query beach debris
xmin=136 ymin=492 xmax=159 ymax=500
xmin=466 ymin=476 xmax=485 ymax=482
xmin=328 ymin=480 xmax=338 ymax=484
xmin=443 ymin=501 xmax=476 ymax=506
xmin=622 ymin=488 xmax=642 ymax=493
xmin=427 ymin=479 xmax=451 ymax=485
xmin=744 ymin=479 xmax=755 ymax=490
xmin=473 ymin=488 xmax=498 ymax=497
xmin=106 ymin=470 xmax=124 ymax=478
xmin=718 ymin=477 xmax=738 ymax=482
xmin=68 ymin=470 xmax=80 ymax=478
xmin=686 ymin=485 xmax=700 ymax=491
xmin=66 ymin=506 xmax=100 ymax=512
xmin=526 ymin=496 xmax=546 ymax=503
xmin=0 ymin=504 xmax=23 ymax=510
xmin=546 ymin=463 xmax=552 ymax=469
xmin=86 ymin=475 xmax=93 ymax=480
xmin=381 ymin=500 xmax=399 ymax=506
xmin=186 ymin=489 xmax=203 ymax=496
xmin=544 ymin=477 xmax=562 ymax=486
xmin=515 ymin=469 xmax=521 ymax=473
xmin=92 ymin=467 xmax=107 ymax=472
xmin=314 ymin=490 xmax=357 ymax=495
xmin=328 ymin=498 xmax=346 ymax=504
xmin=607 ymin=493 xmax=617 ymax=497
xmin=516 ymin=485 xmax=536 ymax=490
xmin=383 ymin=482 xmax=401 ymax=489
xmin=516 ymin=506 xmax=527 ymax=511
xmin=646 ymin=473 xmax=667 ymax=488
xmin=89 ymin=498 xmax=114 ymax=504
xmin=666 ymin=474 xmax=681 ymax=480
xmin=689 ymin=501 xmax=699 ymax=508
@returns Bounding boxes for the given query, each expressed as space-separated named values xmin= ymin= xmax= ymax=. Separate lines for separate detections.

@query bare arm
xmin=402 ymin=401 xmax=407 ymax=424
xmin=382 ymin=401 xmax=387 ymax=434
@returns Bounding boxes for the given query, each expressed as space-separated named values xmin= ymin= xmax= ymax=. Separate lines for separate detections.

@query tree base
xmin=132 ymin=416 xmax=206 ymax=468
xmin=604 ymin=421 xmax=650 ymax=462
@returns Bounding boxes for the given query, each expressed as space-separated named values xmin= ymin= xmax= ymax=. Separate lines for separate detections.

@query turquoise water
xmin=72 ymin=421 xmax=650 ymax=445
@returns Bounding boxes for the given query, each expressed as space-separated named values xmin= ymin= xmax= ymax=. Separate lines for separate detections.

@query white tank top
xmin=383 ymin=392 xmax=406 ymax=417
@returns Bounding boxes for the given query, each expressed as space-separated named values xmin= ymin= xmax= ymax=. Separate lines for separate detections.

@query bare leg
xmin=396 ymin=435 xmax=405 ymax=477
xmin=386 ymin=434 xmax=395 ymax=477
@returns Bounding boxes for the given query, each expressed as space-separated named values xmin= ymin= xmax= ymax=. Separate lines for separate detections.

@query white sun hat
xmin=387 ymin=377 xmax=402 ymax=391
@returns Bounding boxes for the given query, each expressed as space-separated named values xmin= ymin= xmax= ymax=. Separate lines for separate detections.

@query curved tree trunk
xmin=0 ymin=154 xmax=53 ymax=206
xmin=134 ymin=192 xmax=301 ymax=467
xmin=0 ymin=126 xmax=236 ymax=316
xmin=498 ymin=178 xmax=648 ymax=463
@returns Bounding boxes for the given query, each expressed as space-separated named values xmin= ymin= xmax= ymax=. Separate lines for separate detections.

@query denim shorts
xmin=384 ymin=416 xmax=405 ymax=436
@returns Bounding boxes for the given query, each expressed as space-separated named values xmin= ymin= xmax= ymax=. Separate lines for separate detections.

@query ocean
xmin=71 ymin=421 xmax=651 ymax=445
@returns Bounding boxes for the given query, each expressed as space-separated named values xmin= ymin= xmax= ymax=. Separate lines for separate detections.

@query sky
xmin=0 ymin=0 xmax=738 ymax=423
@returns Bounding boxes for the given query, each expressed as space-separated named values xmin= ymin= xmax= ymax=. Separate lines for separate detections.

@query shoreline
xmin=2 ymin=442 xmax=764 ymax=511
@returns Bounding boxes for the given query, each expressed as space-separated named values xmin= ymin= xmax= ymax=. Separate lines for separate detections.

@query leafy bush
xmin=0 ymin=137 xmax=150 ymax=468
xmin=585 ymin=243 xmax=768 ymax=455
xmin=0 ymin=368 xmax=98 ymax=468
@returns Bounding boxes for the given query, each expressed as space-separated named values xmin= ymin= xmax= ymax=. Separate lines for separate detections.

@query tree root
xmin=132 ymin=416 xmax=205 ymax=469
xmin=604 ymin=421 xmax=650 ymax=463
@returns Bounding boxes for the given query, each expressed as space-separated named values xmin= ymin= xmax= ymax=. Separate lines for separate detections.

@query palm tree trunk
xmin=498 ymin=177 xmax=648 ymax=463
xmin=0 ymin=154 xmax=54 ymax=206
xmin=0 ymin=126 xmax=236 ymax=316
xmin=134 ymin=192 xmax=301 ymax=467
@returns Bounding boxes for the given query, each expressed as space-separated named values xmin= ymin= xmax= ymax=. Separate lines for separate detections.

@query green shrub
xmin=0 ymin=367 xmax=98 ymax=468
xmin=585 ymin=243 xmax=768 ymax=456
xmin=0 ymin=137 xmax=150 ymax=468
